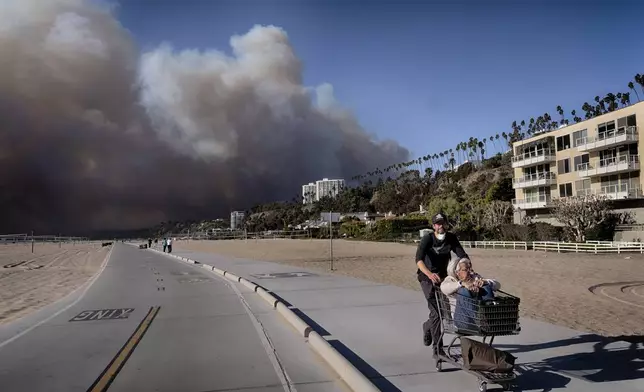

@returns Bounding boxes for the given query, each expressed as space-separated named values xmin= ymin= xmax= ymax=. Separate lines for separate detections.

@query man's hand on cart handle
xmin=427 ymin=272 xmax=441 ymax=284
xmin=416 ymin=260 xmax=441 ymax=284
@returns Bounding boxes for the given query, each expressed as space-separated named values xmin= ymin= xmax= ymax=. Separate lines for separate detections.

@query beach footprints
xmin=589 ymin=281 xmax=644 ymax=309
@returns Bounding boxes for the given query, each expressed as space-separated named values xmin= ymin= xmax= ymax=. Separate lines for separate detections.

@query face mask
xmin=436 ymin=233 xmax=446 ymax=241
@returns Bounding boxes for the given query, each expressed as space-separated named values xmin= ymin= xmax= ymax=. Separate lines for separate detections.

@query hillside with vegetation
xmin=151 ymin=74 xmax=644 ymax=242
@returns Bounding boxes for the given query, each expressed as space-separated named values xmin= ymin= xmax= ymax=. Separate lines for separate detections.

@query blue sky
xmin=115 ymin=0 xmax=644 ymax=159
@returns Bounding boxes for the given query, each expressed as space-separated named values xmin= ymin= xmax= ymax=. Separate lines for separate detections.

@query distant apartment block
xmin=315 ymin=178 xmax=345 ymax=200
xmin=301 ymin=178 xmax=345 ymax=204
xmin=230 ymin=211 xmax=245 ymax=230
xmin=302 ymin=182 xmax=317 ymax=204
xmin=511 ymin=101 xmax=644 ymax=223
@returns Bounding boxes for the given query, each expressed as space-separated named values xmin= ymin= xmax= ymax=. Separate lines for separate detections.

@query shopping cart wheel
xmin=478 ymin=381 xmax=487 ymax=392
xmin=435 ymin=360 xmax=442 ymax=372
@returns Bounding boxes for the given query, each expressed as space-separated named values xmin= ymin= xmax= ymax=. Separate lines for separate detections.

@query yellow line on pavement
xmin=87 ymin=306 xmax=160 ymax=392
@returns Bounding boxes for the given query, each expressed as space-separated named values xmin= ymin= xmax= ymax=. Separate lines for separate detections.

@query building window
xmin=556 ymin=135 xmax=571 ymax=151
xmin=575 ymin=179 xmax=591 ymax=196
xmin=557 ymin=158 xmax=571 ymax=174
xmin=572 ymin=129 xmax=588 ymax=147
xmin=617 ymin=114 xmax=637 ymax=133
xmin=559 ymin=183 xmax=573 ymax=197
xmin=598 ymin=120 xmax=616 ymax=139
xmin=573 ymin=154 xmax=589 ymax=171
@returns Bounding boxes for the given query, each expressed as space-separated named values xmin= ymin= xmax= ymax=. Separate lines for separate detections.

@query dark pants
xmin=167 ymin=245 xmax=172 ymax=253
xmin=163 ymin=245 xmax=167 ymax=252
xmin=420 ymin=280 xmax=443 ymax=352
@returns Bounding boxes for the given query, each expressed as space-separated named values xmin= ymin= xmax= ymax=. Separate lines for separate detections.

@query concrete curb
xmin=145 ymin=247 xmax=380 ymax=392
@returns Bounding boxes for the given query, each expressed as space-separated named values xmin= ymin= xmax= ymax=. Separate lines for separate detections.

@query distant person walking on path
xmin=162 ymin=238 xmax=167 ymax=252
xmin=415 ymin=213 xmax=469 ymax=358
xmin=148 ymin=238 xmax=152 ymax=248
xmin=166 ymin=237 xmax=173 ymax=253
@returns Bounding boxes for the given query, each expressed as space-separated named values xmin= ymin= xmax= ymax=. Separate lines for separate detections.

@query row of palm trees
xmin=351 ymin=74 xmax=644 ymax=182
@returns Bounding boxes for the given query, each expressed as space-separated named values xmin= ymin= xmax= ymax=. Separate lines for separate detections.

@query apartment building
xmin=230 ymin=211 xmax=245 ymax=230
xmin=315 ymin=178 xmax=345 ymax=200
xmin=512 ymin=101 xmax=644 ymax=223
xmin=302 ymin=182 xmax=316 ymax=204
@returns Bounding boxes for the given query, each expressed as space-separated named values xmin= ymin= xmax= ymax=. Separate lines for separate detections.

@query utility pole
xmin=329 ymin=210 xmax=334 ymax=271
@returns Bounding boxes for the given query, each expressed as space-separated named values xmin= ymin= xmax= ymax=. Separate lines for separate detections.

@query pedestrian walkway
xmin=173 ymin=248 xmax=643 ymax=392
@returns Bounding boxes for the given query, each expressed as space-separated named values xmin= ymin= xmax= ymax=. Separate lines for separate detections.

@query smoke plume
xmin=0 ymin=0 xmax=409 ymax=234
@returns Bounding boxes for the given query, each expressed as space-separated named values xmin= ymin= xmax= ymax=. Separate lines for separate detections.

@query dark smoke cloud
xmin=0 ymin=0 xmax=409 ymax=234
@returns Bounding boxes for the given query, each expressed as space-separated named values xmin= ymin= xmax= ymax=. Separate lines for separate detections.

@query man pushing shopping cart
xmin=415 ymin=212 xmax=469 ymax=358
xmin=415 ymin=213 xmax=521 ymax=392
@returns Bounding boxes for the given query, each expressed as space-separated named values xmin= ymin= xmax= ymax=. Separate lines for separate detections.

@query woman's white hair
xmin=447 ymin=257 xmax=472 ymax=279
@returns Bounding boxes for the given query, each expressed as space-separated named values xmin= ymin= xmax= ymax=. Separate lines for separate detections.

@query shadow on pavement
xmin=327 ymin=339 xmax=403 ymax=392
xmin=496 ymin=334 xmax=643 ymax=385
xmin=290 ymin=308 xmax=331 ymax=337
xmin=513 ymin=365 xmax=572 ymax=392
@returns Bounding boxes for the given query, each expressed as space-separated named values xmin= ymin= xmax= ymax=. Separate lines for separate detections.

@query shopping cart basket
xmin=434 ymin=287 xmax=521 ymax=392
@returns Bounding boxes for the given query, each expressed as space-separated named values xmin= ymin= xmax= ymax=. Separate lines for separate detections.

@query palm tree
xmin=501 ymin=132 xmax=508 ymax=150
xmin=556 ymin=105 xmax=564 ymax=124
xmin=604 ymin=93 xmax=618 ymax=112
xmin=581 ymin=102 xmax=593 ymax=119
xmin=636 ymin=74 xmax=644 ymax=95
xmin=629 ymin=81 xmax=640 ymax=102
xmin=622 ymin=92 xmax=631 ymax=107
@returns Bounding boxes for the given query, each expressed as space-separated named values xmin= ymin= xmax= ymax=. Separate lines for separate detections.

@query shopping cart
xmin=434 ymin=287 xmax=521 ymax=392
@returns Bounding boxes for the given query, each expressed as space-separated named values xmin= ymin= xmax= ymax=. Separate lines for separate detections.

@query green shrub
xmin=531 ymin=222 xmax=564 ymax=241
xmin=368 ymin=218 xmax=429 ymax=239
xmin=496 ymin=222 xmax=564 ymax=242
xmin=340 ymin=221 xmax=366 ymax=237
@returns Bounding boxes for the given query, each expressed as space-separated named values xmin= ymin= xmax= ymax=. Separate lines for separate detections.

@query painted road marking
xmin=69 ymin=308 xmax=134 ymax=322
xmin=86 ymin=306 xmax=160 ymax=392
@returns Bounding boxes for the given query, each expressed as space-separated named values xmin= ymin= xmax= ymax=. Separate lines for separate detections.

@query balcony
xmin=513 ymin=172 xmax=556 ymax=189
xmin=512 ymin=148 xmax=557 ymax=168
xmin=576 ymin=155 xmax=640 ymax=178
xmin=576 ymin=126 xmax=638 ymax=152
xmin=576 ymin=184 xmax=644 ymax=200
xmin=512 ymin=194 xmax=552 ymax=209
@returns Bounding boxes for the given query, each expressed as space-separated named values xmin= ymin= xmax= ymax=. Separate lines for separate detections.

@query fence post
xmin=617 ymin=244 xmax=621 ymax=254
xmin=594 ymin=244 xmax=597 ymax=255
xmin=557 ymin=243 xmax=560 ymax=253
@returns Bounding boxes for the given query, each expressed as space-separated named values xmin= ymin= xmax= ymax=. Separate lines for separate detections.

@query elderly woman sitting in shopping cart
xmin=440 ymin=257 xmax=502 ymax=332
xmin=441 ymin=257 xmax=501 ymax=298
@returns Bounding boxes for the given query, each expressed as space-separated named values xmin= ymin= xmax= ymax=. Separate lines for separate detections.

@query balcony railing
xmin=576 ymin=155 xmax=640 ymax=177
xmin=576 ymin=184 xmax=643 ymax=200
xmin=512 ymin=172 xmax=556 ymax=189
xmin=576 ymin=126 xmax=638 ymax=152
xmin=512 ymin=194 xmax=552 ymax=209
xmin=512 ymin=148 xmax=557 ymax=168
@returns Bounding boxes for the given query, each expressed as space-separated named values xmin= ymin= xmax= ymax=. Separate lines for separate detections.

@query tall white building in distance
xmin=316 ymin=178 xmax=345 ymax=200
xmin=230 ymin=211 xmax=245 ymax=230
xmin=301 ymin=178 xmax=346 ymax=204
xmin=302 ymin=183 xmax=317 ymax=204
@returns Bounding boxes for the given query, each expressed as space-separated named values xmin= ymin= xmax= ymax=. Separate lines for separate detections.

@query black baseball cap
xmin=432 ymin=213 xmax=447 ymax=224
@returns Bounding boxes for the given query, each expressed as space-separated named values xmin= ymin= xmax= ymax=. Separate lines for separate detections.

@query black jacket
xmin=415 ymin=232 xmax=468 ymax=282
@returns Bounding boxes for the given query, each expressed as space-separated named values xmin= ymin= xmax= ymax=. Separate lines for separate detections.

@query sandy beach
xmin=177 ymin=239 xmax=644 ymax=337
xmin=0 ymin=243 xmax=109 ymax=325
